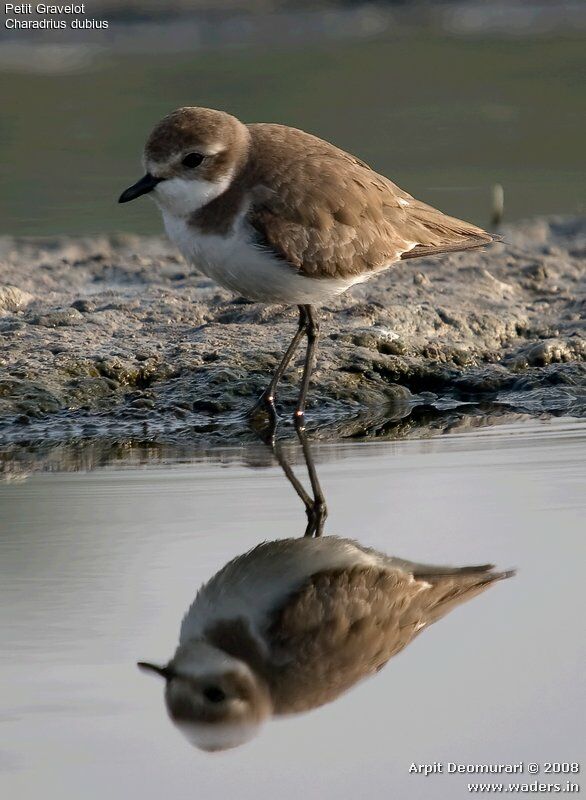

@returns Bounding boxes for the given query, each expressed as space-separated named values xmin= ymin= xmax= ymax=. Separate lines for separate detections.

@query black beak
xmin=137 ymin=661 xmax=175 ymax=680
xmin=118 ymin=173 xmax=162 ymax=203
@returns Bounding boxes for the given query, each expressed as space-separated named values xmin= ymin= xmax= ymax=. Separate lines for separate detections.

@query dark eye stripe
xmin=182 ymin=153 xmax=204 ymax=168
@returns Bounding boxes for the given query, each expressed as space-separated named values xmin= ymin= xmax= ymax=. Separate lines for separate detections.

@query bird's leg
xmin=252 ymin=306 xmax=308 ymax=420
xmin=295 ymin=419 xmax=328 ymax=537
xmin=294 ymin=305 xmax=319 ymax=426
xmin=272 ymin=439 xmax=316 ymax=527
xmin=271 ymin=425 xmax=328 ymax=537
xmin=257 ymin=402 xmax=279 ymax=449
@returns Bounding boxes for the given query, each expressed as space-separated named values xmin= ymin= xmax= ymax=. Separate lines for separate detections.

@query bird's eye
xmin=202 ymin=685 xmax=226 ymax=704
xmin=182 ymin=152 xmax=204 ymax=169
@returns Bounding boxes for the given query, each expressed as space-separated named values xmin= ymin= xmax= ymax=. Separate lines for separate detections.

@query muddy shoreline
xmin=0 ymin=215 xmax=584 ymax=466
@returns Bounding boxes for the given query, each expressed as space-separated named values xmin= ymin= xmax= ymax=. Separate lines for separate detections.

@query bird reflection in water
xmin=139 ymin=426 xmax=514 ymax=752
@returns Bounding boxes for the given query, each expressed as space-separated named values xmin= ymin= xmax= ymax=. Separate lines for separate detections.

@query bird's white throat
xmin=152 ymin=173 xmax=233 ymax=217
xmin=173 ymin=718 xmax=261 ymax=752
xmin=171 ymin=639 xmax=248 ymax=680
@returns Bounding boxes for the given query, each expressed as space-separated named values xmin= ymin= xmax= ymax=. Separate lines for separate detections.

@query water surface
xmin=1 ymin=418 xmax=584 ymax=797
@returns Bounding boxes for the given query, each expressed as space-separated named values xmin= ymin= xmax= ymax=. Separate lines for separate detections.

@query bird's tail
xmin=413 ymin=563 xmax=516 ymax=625
xmin=399 ymin=197 xmax=499 ymax=260
xmin=413 ymin=562 xmax=515 ymax=581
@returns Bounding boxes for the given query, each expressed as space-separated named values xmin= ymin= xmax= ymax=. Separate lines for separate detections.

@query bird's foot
xmin=248 ymin=391 xmax=279 ymax=442
xmin=293 ymin=409 xmax=306 ymax=431
xmin=304 ymin=499 xmax=328 ymax=537
xmin=250 ymin=388 xmax=277 ymax=416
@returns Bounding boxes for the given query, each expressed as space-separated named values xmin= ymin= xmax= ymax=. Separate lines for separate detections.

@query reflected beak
xmin=137 ymin=661 xmax=174 ymax=680
xmin=118 ymin=173 xmax=162 ymax=203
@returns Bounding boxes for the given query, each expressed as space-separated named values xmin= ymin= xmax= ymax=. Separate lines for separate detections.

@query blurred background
xmin=0 ymin=0 xmax=584 ymax=235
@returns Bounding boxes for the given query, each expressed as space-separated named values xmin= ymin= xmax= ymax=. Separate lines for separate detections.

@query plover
xmin=119 ymin=107 xmax=497 ymax=420
xmin=139 ymin=536 xmax=513 ymax=751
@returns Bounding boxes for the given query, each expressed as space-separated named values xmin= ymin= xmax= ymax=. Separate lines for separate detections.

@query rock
xmin=71 ymin=298 xmax=97 ymax=313
xmin=0 ymin=285 xmax=33 ymax=313
xmin=30 ymin=308 xmax=84 ymax=327
xmin=0 ymin=215 xmax=584 ymax=447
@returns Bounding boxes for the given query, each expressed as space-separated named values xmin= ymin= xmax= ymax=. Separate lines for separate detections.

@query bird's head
xmin=118 ymin=106 xmax=250 ymax=216
xmin=138 ymin=639 xmax=272 ymax=752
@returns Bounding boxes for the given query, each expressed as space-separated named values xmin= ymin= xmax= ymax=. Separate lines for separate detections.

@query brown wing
xmin=264 ymin=564 xmax=512 ymax=715
xmin=246 ymin=123 xmax=495 ymax=280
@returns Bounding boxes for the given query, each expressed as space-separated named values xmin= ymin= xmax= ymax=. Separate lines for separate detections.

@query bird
xmin=138 ymin=535 xmax=514 ymax=752
xmin=119 ymin=106 xmax=497 ymax=421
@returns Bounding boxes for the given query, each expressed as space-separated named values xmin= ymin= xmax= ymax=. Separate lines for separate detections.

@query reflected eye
xmin=202 ymin=686 xmax=226 ymax=704
xmin=182 ymin=152 xmax=204 ymax=168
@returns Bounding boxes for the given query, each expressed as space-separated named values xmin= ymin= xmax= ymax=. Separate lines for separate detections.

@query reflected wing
xmin=265 ymin=564 xmax=511 ymax=714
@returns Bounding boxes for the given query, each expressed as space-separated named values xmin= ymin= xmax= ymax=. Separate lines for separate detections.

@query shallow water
xmin=0 ymin=417 xmax=584 ymax=797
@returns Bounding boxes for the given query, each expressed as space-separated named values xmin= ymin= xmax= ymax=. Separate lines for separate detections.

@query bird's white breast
xmin=180 ymin=536 xmax=384 ymax=649
xmin=162 ymin=210 xmax=365 ymax=305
